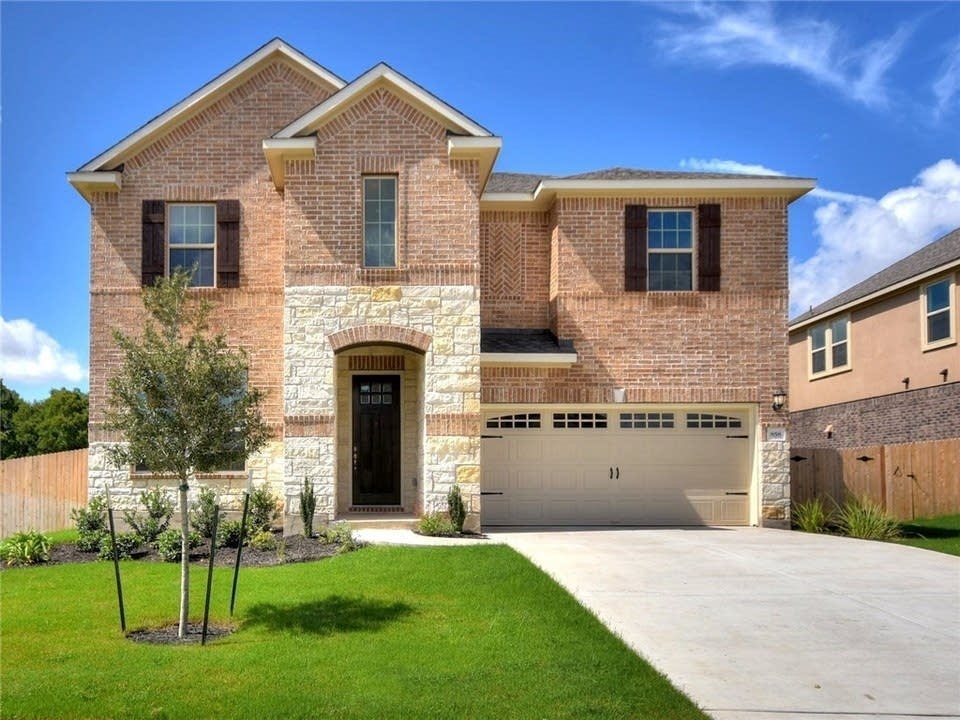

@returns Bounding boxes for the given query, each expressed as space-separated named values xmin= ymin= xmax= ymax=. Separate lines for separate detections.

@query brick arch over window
xmin=327 ymin=325 xmax=432 ymax=353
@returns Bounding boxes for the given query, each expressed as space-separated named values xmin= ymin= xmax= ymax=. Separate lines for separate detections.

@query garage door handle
xmin=615 ymin=467 xmax=620 ymax=479
xmin=725 ymin=434 xmax=749 ymax=439
xmin=480 ymin=491 xmax=504 ymax=496
xmin=609 ymin=467 xmax=613 ymax=479
xmin=725 ymin=491 xmax=748 ymax=496
xmin=481 ymin=434 xmax=503 ymax=439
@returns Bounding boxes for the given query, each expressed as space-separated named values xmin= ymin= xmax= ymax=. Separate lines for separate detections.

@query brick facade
xmin=790 ymin=382 xmax=960 ymax=449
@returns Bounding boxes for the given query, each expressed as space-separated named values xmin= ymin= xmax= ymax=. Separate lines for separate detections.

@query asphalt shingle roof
xmin=480 ymin=329 xmax=575 ymax=354
xmin=790 ymin=227 xmax=960 ymax=326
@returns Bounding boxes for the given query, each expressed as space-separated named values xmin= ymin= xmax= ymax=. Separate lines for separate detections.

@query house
xmin=788 ymin=228 xmax=959 ymax=449
xmin=68 ymin=38 xmax=814 ymax=532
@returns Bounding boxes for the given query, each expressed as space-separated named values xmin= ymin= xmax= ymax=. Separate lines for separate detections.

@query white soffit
xmin=65 ymin=171 xmax=122 ymax=201
xmin=76 ymin=38 xmax=344 ymax=173
xmin=480 ymin=352 xmax=579 ymax=368
xmin=262 ymin=137 xmax=317 ymax=189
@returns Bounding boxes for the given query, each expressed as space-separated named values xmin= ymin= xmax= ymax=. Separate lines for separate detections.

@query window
xmin=553 ymin=412 xmax=607 ymax=429
xmin=647 ymin=210 xmax=694 ymax=291
xmin=809 ymin=316 xmax=850 ymax=376
xmin=686 ymin=413 xmax=742 ymax=429
xmin=620 ymin=412 xmax=675 ymax=429
xmin=168 ymin=204 xmax=216 ymax=287
xmin=923 ymin=277 xmax=955 ymax=348
xmin=363 ymin=177 xmax=397 ymax=267
xmin=486 ymin=413 xmax=541 ymax=429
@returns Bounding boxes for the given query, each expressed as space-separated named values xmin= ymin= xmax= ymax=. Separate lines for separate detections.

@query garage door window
xmin=486 ymin=413 xmax=541 ymax=429
xmin=620 ymin=412 xmax=675 ymax=429
xmin=553 ymin=412 xmax=608 ymax=429
xmin=686 ymin=412 xmax=742 ymax=429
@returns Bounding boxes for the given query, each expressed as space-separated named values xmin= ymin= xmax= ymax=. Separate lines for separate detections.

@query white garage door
xmin=481 ymin=408 xmax=753 ymax=526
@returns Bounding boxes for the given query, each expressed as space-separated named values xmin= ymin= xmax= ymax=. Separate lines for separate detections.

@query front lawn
xmin=897 ymin=514 xmax=960 ymax=556
xmin=1 ymin=544 xmax=706 ymax=719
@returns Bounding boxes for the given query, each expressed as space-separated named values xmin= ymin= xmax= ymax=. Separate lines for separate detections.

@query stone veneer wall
xmin=284 ymin=285 xmax=481 ymax=533
xmin=760 ymin=438 xmax=790 ymax=527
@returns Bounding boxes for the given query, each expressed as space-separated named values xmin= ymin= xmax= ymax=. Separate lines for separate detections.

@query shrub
xmin=0 ymin=530 xmax=52 ymax=566
xmin=249 ymin=530 xmax=278 ymax=551
xmin=97 ymin=532 xmax=141 ymax=561
xmin=123 ymin=487 xmax=174 ymax=545
xmin=836 ymin=496 xmax=901 ymax=541
xmin=418 ymin=512 xmax=455 ymax=537
xmin=190 ymin=486 xmax=224 ymax=540
xmin=155 ymin=528 xmax=202 ymax=562
xmin=249 ymin=486 xmax=281 ymax=533
xmin=299 ymin=479 xmax=317 ymax=538
xmin=792 ymin=497 xmax=833 ymax=533
xmin=447 ymin=485 xmax=466 ymax=533
xmin=321 ymin=521 xmax=355 ymax=546
xmin=217 ymin=519 xmax=246 ymax=549
xmin=72 ymin=494 xmax=108 ymax=552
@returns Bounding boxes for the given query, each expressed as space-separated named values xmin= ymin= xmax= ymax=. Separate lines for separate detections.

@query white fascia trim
xmin=66 ymin=171 xmax=122 ymax=201
xmin=276 ymin=63 xmax=492 ymax=139
xmin=789 ymin=259 xmax=960 ymax=332
xmin=480 ymin=352 xmax=578 ymax=367
xmin=77 ymin=39 xmax=344 ymax=172
xmin=540 ymin=178 xmax=816 ymax=195
xmin=262 ymin=137 xmax=317 ymax=189
xmin=448 ymin=136 xmax=502 ymax=190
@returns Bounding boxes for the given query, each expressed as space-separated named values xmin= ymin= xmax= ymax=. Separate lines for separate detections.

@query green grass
xmin=897 ymin=514 xmax=960 ymax=557
xmin=45 ymin=528 xmax=79 ymax=545
xmin=1 ymin=545 xmax=706 ymax=719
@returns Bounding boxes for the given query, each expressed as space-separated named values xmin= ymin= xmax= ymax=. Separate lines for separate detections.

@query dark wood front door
xmin=352 ymin=375 xmax=401 ymax=505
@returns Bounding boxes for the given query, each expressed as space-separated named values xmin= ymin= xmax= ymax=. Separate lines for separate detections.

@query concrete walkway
xmin=490 ymin=527 xmax=960 ymax=720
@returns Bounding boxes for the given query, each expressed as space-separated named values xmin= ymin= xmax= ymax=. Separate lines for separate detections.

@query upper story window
xmin=923 ymin=276 xmax=955 ymax=349
xmin=647 ymin=210 xmax=694 ymax=291
xmin=809 ymin=316 xmax=850 ymax=377
xmin=168 ymin=204 xmax=215 ymax=287
xmin=363 ymin=176 xmax=397 ymax=268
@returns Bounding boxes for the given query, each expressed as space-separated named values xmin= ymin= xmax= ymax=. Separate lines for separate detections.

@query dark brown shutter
xmin=624 ymin=204 xmax=648 ymax=291
xmin=141 ymin=200 xmax=165 ymax=287
xmin=216 ymin=200 xmax=240 ymax=288
xmin=698 ymin=203 xmax=721 ymax=291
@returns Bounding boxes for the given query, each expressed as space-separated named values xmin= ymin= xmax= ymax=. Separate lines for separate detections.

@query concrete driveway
xmin=492 ymin=527 xmax=960 ymax=720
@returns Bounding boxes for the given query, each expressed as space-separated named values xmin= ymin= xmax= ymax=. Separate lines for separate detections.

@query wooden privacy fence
xmin=0 ymin=449 xmax=88 ymax=536
xmin=791 ymin=438 xmax=960 ymax=520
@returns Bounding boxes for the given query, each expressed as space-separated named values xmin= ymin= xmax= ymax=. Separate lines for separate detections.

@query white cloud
xmin=657 ymin=2 xmax=911 ymax=108
xmin=0 ymin=317 xmax=87 ymax=386
xmin=933 ymin=37 xmax=960 ymax=120
xmin=790 ymin=159 xmax=960 ymax=317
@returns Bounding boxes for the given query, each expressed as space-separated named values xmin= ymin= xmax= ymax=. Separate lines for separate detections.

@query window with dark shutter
xmin=141 ymin=200 xmax=166 ymax=287
xmin=697 ymin=203 xmax=721 ymax=292
xmin=624 ymin=204 xmax=647 ymax=291
xmin=216 ymin=200 xmax=240 ymax=288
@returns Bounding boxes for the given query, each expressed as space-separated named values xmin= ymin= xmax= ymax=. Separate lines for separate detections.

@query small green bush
xmin=190 ymin=486 xmax=224 ymax=539
xmin=447 ymin=485 xmax=466 ymax=533
xmin=155 ymin=528 xmax=202 ymax=562
xmin=217 ymin=519 xmax=246 ymax=549
xmin=418 ymin=512 xmax=455 ymax=537
xmin=299 ymin=479 xmax=317 ymax=538
xmin=0 ymin=530 xmax=52 ymax=566
xmin=249 ymin=530 xmax=278 ymax=551
xmin=836 ymin=496 xmax=901 ymax=540
xmin=792 ymin=497 xmax=833 ymax=533
xmin=320 ymin=521 xmax=358 ymax=552
xmin=72 ymin=494 xmax=108 ymax=553
xmin=97 ymin=532 xmax=141 ymax=561
xmin=249 ymin=486 xmax=281 ymax=533
xmin=123 ymin=487 xmax=174 ymax=545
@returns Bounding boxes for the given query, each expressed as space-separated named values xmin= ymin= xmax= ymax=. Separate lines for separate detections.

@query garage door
xmin=481 ymin=408 xmax=753 ymax=526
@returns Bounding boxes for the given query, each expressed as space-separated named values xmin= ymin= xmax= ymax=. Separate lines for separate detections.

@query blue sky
xmin=2 ymin=1 xmax=959 ymax=401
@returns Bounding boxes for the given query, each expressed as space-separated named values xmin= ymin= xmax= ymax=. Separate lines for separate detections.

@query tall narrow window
xmin=923 ymin=277 xmax=955 ymax=347
xmin=647 ymin=209 xmax=693 ymax=290
xmin=363 ymin=177 xmax=397 ymax=267
xmin=168 ymin=204 xmax=215 ymax=287
xmin=809 ymin=316 xmax=850 ymax=377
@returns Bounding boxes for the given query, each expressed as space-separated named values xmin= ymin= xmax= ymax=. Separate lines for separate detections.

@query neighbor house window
xmin=168 ymin=204 xmax=215 ymax=287
xmin=809 ymin=316 xmax=850 ymax=377
xmin=923 ymin=277 xmax=955 ymax=348
xmin=647 ymin=209 xmax=694 ymax=291
xmin=363 ymin=176 xmax=397 ymax=267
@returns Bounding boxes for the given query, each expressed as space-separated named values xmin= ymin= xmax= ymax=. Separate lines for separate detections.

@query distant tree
xmin=104 ymin=269 xmax=271 ymax=638
xmin=1 ymin=381 xmax=28 ymax=458
xmin=0 ymin=383 xmax=87 ymax=459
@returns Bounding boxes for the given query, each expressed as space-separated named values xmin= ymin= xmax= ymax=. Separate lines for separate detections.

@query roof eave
xmin=479 ymin=352 xmax=579 ymax=368
xmin=262 ymin=138 xmax=317 ymax=190
xmin=66 ymin=171 xmax=122 ymax=202
xmin=448 ymin=136 xmax=502 ymax=193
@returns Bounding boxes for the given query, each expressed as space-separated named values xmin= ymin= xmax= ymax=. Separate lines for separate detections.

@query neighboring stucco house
xmin=69 ymin=39 xmax=813 ymax=532
xmin=788 ymin=228 xmax=960 ymax=449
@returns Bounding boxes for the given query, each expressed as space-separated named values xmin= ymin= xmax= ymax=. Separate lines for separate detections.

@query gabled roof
xmin=73 ymin=38 xmax=344 ymax=174
xmin=274 ymin=62 xmax=492 ymax=138
xmin=789 ymin=227 xmax=960 ymax=329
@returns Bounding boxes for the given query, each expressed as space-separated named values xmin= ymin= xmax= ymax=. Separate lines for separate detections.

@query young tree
xmin=0 ymin=381 xmax=28 ymax=458
xmin=104 ymin=270 xmax=270 ymax=638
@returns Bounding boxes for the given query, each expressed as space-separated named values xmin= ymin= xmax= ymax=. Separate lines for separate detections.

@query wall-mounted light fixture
xmin=612 ymin=387 xmax=626 ymax=403
xmin=772 ymin=388 xmax=787 ymax=412
xmin=902 ymin=377 xmax=910 ymax=389
xmin=941 ymin=369 xmax=949 ymax=382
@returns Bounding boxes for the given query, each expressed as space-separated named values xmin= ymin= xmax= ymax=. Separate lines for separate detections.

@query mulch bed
xmin=127 ymin=622 xmax=235 ymax=645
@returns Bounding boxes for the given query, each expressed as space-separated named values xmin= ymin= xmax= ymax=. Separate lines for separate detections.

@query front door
xmin=352 ymin=375 xmax=401 ymax=505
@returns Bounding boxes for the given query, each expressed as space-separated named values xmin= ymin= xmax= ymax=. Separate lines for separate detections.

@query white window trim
xmin=921 ymin=275 xmax=956 ymax=351
xmin=808 ymin=315 xmax=852 ymax=379
xmin=362 ymin=175 xmax=398 ymax=269
xmin=647 ymin=208 xmax=697 ymax=292
xmin=167 ymin=202 xmax=217 ymax=288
